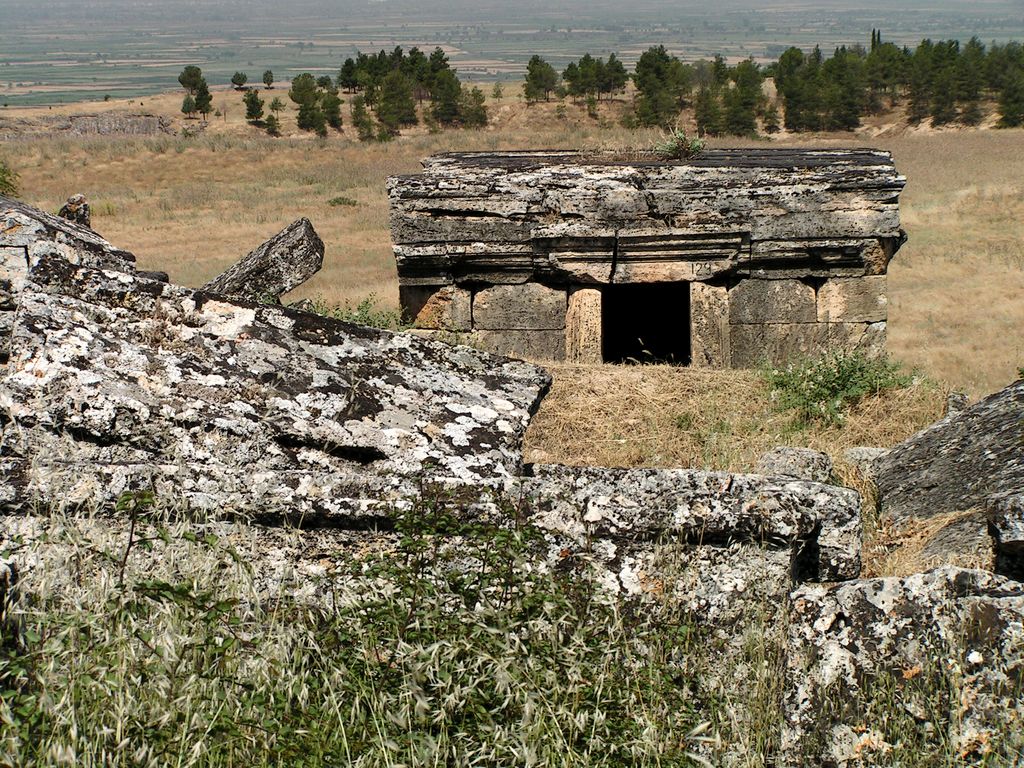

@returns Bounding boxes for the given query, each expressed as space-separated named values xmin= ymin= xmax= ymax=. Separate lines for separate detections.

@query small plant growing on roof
xmin=653 ymin=127 xmax=705 ymax=160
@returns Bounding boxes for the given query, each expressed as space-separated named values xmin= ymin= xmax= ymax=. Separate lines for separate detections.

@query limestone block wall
xmin=388 ymin=149 xmax=905 ymax=366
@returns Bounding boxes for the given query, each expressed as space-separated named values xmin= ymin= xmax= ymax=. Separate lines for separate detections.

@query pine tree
xmin=377 ymin=70 xmax=417 ymax=133
xmin=351 ymin=94 xmax=378 ymax=141
xmin=322 ymin=92 xmax=343 ymax=129
xmin=231 ymin=72 xmax=248 ymax=90
xmin=263 ymin=70 xmax=274 ymax=89
xmin=524 ymin=56 xmax=558 ymax=103
xmin=762 ymin=101 xmax=781 ymax=133
xmin=998 ymin=68 xmax=1024 ymax=127
xmin=178 ymin=65 xmax=203 ymax=94
xmin=297 ymin=101 xmax=326 ymax=135
xmin=181 ymin=94 xmax=196 ymax=118
xmin=459 ymin=86 xmax=488 ymax=127
xmin=431 ymin=69 xmax=462 ymax=125
xmin=694 ymin=87 xmax=724 ymax=136
xmin=243 ymin=90 xmax=264 ymax=122
xmin=264 ymin=113 xmax=281 ymax=136
xmin=194 ymin=79 xmax=213 ymax=121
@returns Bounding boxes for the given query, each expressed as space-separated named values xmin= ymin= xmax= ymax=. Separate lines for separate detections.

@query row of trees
xmin=178 ymin=46 xmax=489 ymax=139
xmin=522 ymin=33 xmax=1024 ymax=136
xmin=775 ymin=34 xmax=1024 ymax=131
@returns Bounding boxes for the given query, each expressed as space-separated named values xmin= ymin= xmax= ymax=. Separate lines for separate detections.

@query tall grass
xmin=0 ymin=491 xmax=716 ymax=768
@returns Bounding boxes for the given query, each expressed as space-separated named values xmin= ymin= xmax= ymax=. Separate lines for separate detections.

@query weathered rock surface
xmin=0 ymin=254 xmax=550 ymax=521
xmin=201 ymin=218 xmax=324 ymax=303
xmin=524 ymin=464 xmax=862 ymax=584
xmin=757 ymin=447 xmax=834 ymax=484
xmin=876 ymin=379 xmax=1024 ymax=525
xmin=783 ymin=567 xmax=1024 ymax=765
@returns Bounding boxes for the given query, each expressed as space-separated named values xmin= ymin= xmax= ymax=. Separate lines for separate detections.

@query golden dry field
xmin=4 ymin=87 xmax=1022 ymax=487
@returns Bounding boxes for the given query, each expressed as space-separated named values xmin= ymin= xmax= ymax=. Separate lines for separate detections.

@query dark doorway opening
xmin=602 ymin=282 xmax=691 ymax=364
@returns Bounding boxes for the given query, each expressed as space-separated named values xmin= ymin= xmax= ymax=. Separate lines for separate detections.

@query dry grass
xmin=862 ymin=509 xmax=994 ymax=578
xmin=6 ymin=95 xmax=1021 ymax=394
xmin=523 ymin=363 xmax=947 ymax=471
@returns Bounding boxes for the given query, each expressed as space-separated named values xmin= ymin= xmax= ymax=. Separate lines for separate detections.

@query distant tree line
xmin=523 ymin=32 xmax=1024 ymax=136
xmin=177 ymin=47 xmax=488 ymax=140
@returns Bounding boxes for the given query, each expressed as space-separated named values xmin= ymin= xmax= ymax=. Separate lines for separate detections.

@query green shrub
xmin=763 ymin=350 xmax=912 ymax=426
xmin=326 ymin=195 xmax=358 ymax=207
xmin=653 ymin=128 xmax=705 ymax=161
xmin=0 ymin=159 xmax=19 ymax=197
xmin=305 ymin=293 xmax=405 ymax=330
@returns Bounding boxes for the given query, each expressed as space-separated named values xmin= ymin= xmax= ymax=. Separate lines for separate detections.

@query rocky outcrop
xmin=783 ymin=567 xmax=1024 ymax=765
xmin=201 ymin=218 xmax=325 ymax=303
xmin=989 ymin=492 xmax=1024 ymax=581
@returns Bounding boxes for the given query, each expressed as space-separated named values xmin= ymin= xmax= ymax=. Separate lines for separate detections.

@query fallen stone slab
xmin=524 ymin=463 xmax=863 ymax=586
xmin=782 ymin=567 xmax=1024 ymax=765
xmin=201 ymin=218 xmax=324 ymax=303
xmin=876 ymin=379 xmax=1024 ymax=526
xmin=0 ymin=254 xmax=550 ymax=521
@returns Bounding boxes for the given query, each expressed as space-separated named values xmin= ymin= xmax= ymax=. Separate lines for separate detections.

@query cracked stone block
xmin=472 ymin=283 xmax=567 ymax=331
xmin=565 ymin=287 xmax=602 ymax=363
xmin=471 ymin=329 xmax=566 ymax=360
xmin=730 ymin=322 xmax=823 ymax=367
xmin=406 ymin=285 xmax=472 ymax=331
xmin=690 ymin=281 xmax=730 ymax=367
xmin=729 ymin=279 xmax=816 ymax=325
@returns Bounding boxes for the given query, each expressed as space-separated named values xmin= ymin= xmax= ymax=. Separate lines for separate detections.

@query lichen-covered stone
xmin=201 ymin=218 xmax=324 ymax=303
xmin=876 ymin=379 xmax=1024 ymax=525
xmin=757 ymin=447 xmax=834 ymax=484
xmin=0 ymin=255 xmax=551 ymax=520
xmin=523 ymin=464 xmax=863 ymax=583
xmin=783 ymin=568 xmax=1024 ymax=765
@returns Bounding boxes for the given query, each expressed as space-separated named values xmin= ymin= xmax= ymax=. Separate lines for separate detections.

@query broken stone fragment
xmin=201 ymin=218 xmax=325 ymax=303
xmin=756 ymin=446 xmax=833 ymax=484
xmin=523 ymin=463 xmax=862 ymax=583
xmin=782 ymin=567 xmax=1024 ymax=764
xmin=875 ymin=379 xmax=1024 ymax=526
xmin=841 ymin=446 xmax=890 ymax=479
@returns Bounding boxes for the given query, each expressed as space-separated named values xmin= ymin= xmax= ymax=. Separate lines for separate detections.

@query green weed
xmin=763 ymin=350 xmax=912 ymax=427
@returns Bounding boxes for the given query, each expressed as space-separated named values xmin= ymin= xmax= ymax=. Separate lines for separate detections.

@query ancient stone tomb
xmin=388 ymin=149 xmax=906 ymax=365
